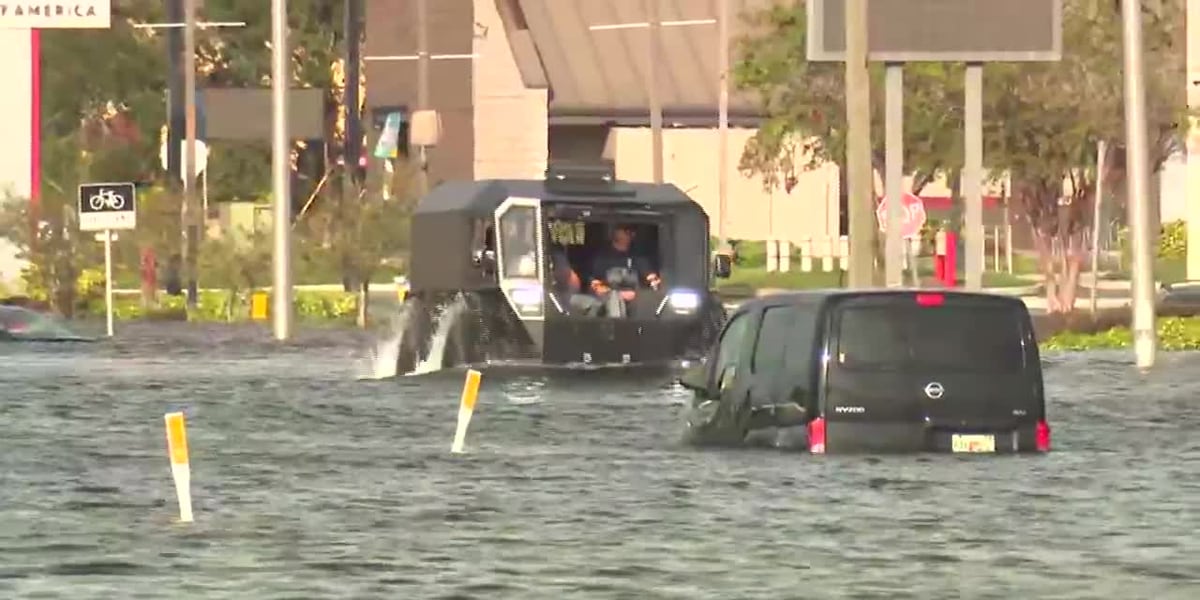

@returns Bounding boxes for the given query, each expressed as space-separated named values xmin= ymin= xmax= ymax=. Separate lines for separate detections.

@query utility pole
xmin=416 ymin=0 xmax=430 ymax=193
xmin=717 ymin=0 xmax=730 ymax=248
xmin=1121 ymin=0 xmax=1156 ymax=368
xmin=165 ymin=0 xmax=184 ymax=199
xmin=344 ymin=0 xmax=363 ymax=185
xmin=646 ymin=0 xmax=663 ymax=184
xmin=182 ymin=0 xmax=199 ymax=309
xmin=844 ymin=0 xmax=873 ymax=287
xmin=271 ymin=0 xmax=293 ymax=340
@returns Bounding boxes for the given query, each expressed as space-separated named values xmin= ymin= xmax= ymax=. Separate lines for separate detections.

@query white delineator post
xmin=451 ymin=369 xmax=483 ymax=454
xmin=103 ymin=230 xmax=113 ymax=337
xmin=164 ymin=411 xmax=194 ymax=523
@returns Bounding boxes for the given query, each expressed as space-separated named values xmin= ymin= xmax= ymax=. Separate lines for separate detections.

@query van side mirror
xmin=472 ymin=248 xmax=497 ymax=275
xmin=678 ymin=364 xmax=710 ymax=394
xmin=712 ymin=253 xmax=732 ymax=279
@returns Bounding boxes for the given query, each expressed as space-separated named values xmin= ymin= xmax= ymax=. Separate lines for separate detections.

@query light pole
xmin=1120 ymin=0 xmax=1157 ymax=368
xmin=271 ymin=0 xmax=293 ymax=340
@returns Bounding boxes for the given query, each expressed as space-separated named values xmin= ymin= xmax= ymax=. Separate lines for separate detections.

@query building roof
xmin=501 ymin=0 xmax=778 ymax=126
xmin=414 ymin=177 xmax=703 ymax=217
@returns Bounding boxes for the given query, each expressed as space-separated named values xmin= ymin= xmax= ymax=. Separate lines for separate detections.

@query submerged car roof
xmin=729 ymin=289 xmax=1030 ymax=317
xmin=412 ymin=178 xmax=703 ymax=219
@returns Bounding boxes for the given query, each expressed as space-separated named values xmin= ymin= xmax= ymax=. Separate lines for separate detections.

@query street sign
xmin=806 ymin=0 xmax=1062 ymax=63
xmin=160 ymin=139 xmax=209 ymax=179
xmin=201 ymin=87 xmax=326 ymax=141
xmin=0 ymin=1 xmax=112 ymax=28
xmin=876 ymin=192 xmax=926 ymax=239
xmin=78 ymin=182 xmax=137 ymax=232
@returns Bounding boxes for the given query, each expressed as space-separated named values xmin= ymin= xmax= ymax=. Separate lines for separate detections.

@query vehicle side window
xmin=712 ymin=313 xmax=751 ymax=377
xmin=751 ymin=306 xmax=793 ymax=374
xmin=498 ymin=205 xmax=538 ymax=278
xmin=783 ymin=304 xmax=818 ymax=376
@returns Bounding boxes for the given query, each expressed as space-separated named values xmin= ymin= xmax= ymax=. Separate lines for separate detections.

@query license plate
xmin=951 ymin=434 xmax=996 ymax=453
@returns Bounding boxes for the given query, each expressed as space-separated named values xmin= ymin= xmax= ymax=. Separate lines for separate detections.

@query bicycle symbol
xmin=89 ymin=188 xmax=127 ymax=211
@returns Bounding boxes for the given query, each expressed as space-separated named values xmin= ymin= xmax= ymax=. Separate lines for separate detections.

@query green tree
xmin=2 ymin=0 xmax=355 ymax=316
xmin=4 ymin=4 xmax=168 ymax=314
xmin=733 ymin=3 xmax=961 ymax=194
xmin=981 ymin=0 xmax=1185 ymax=312
xmin=198 ymin=225 xmax=272 ymax=320
xmin=733 ymin=0 xmax=1186 ymax=312
xmin=309 ymin=162 xmax=417 ymax=327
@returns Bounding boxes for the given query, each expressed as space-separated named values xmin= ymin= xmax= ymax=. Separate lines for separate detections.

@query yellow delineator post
xmin=395 ymin=276 xmax=409 ymax=303
xmin=451 ymin=369 xmax=482 ymax=454
xmin=250 ymin=291 xmax=269 ymax=320
xmin=164 ymin=411 xmax=194 ymax=523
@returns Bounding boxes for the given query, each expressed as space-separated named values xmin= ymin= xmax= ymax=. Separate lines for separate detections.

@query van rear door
xmin=822 ymin=293 xmax=1041 ymax=453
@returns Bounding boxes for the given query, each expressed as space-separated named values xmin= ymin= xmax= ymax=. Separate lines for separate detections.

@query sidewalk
xmin=114 ymin=278 xmax=1146 ymax=316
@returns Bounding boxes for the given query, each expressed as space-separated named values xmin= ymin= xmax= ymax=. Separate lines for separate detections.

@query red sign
xmin=876 ymin=192 xmax=927 ymax=239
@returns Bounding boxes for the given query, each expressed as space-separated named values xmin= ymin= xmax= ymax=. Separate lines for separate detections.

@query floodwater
xmin=0 ymin=322 xmax=1198 ymax=599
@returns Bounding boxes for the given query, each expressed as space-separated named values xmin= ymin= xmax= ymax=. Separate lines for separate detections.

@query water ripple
xmin=0 ymin=326 xmax=1197 ymax=597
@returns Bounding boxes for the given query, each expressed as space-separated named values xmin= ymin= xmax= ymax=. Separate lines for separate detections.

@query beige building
xmin=0 ymin=29 xmax=33 ymax=290
xmin=364 ymin=0 xmax=843 ymax=251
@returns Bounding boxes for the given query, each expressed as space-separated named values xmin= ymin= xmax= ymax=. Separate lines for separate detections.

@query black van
xmin=679 ymin=290 xmax=1052 ymax=454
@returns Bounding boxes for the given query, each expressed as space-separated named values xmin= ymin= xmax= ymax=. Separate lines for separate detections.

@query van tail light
xmin=808 ymin=417 xmax=826 ymax=454
xmin=915 ymin=293 xmax=944 ymax=307
xmin=1035 ymin=420 xmax=1051 ymax=452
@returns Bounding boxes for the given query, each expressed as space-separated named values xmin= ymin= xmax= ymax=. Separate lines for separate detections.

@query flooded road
xmin=1 ymin=322 xmax=1197 ymax=598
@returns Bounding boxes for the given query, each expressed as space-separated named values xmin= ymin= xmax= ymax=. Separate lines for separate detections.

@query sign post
xmin=78 ymin=182 xmax=137 ymax=337
xmin=876 ymin=192 xmax=927 ymax=285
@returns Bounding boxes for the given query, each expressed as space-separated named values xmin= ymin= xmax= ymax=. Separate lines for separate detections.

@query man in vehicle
xmin=550 ymin=245 xmax=602 ymax=315
xmin=589 ymin=224 xmax=662 ymax=317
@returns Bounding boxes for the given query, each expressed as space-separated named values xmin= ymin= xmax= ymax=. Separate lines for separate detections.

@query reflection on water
xmin=0 ymin=322 xmax=1197 ymax=598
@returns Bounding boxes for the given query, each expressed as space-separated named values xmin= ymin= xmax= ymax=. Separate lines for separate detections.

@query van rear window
xmin=836 ymin=305 xmax=1026 ymax=371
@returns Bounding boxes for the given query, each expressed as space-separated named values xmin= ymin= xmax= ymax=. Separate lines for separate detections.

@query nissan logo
xmin=924 ymin=382 xmax=945 ymax=399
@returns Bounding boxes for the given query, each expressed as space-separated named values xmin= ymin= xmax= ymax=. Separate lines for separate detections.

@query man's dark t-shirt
xmin=591 ymin=249 xmax=654 ymax=289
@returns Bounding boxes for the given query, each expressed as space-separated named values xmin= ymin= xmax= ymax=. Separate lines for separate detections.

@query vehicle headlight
xmin=669 ymin=289 xmax=700 ymax=313
xmin=508 ymin=284 xmax=542 ymax=304
xmin=510 ymin=285 xmax=543 ymax=313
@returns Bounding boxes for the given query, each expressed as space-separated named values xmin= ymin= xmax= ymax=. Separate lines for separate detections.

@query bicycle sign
xmin=78 ymin=182 xmax=137 ymax=232
xmin=88 ymin=187 xmax=128 ymax=211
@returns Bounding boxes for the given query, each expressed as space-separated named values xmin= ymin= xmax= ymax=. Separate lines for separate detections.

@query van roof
xmin=729 ymin=289 xmax=1029 ymax=318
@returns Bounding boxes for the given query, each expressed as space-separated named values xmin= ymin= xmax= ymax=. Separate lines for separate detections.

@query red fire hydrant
xmin=140 ymin=247 xmax=158 ymax=305
xmin=933 ymin=229 xmax=958 ymax=288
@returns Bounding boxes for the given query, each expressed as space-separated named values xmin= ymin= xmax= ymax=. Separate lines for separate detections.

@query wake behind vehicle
xmin=680 ymin=290 xmax=1052 ymax=454
xmin=394 ymin=162 xmax=730 ymax=373
xmin=0 ymin=305 xmax=94 ymax=342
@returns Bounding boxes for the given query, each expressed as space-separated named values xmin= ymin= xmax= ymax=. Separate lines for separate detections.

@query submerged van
xmin=679 ymin=290 xmax=1051 ymax=454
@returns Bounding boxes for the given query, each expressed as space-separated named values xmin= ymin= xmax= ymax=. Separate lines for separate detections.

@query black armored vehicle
xmin=394 ymin=162 xmax=731 ymax=373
